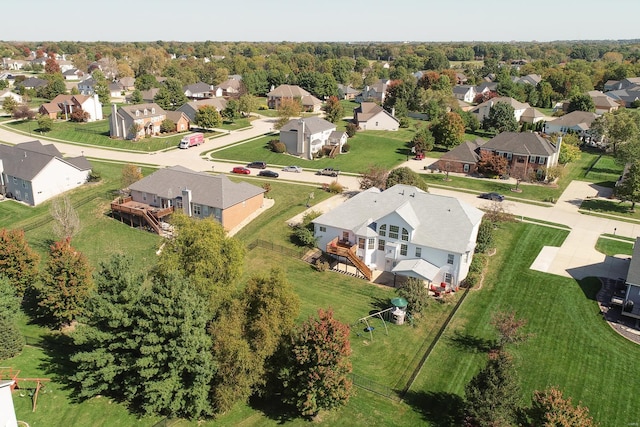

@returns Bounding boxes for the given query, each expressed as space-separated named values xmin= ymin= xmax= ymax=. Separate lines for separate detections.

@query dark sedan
xmin=479 ymin=192 xmax=505 ymax=202
xmin=258 ymin=170 xmax=279 ymax=178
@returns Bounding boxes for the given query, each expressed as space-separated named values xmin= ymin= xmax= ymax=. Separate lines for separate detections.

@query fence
xmin=21 ymin=192 xmax=103 ymax=232
xmin=247 ymin=239 xmax=307 ymax=259
xmin=350 ymin=373 xmax=401 ymax=401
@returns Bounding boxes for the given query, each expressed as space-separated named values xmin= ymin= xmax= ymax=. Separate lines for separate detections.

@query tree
xmin=91 ymin=70 xmax=110 ymax=106
xmin=0 ymin=228 xmax=40 ymax=299
xmin=281 ymin=308 xmax=353 ymax=418
xmin=464 ymin=351 xmax=521 ymax=427
xmin=396 ymin=277 xmax=429 ymax=317
xmin=129 ymin=89 xmax=143 ymax=104
xmin=490 ymin=310 xmax=532 ymax=349
xmin=526 ymin=387 xmax=597 ymax=427
xmin=559 ymin=141 xmax=581 ymax=164
xmin=432 ymin=112 xmax=465 ymax=148
xmin=50 ymin=195 xmax=80 ymax=240
xmin=38 ymin=238 xmax=94 ymax=327
xmin=238 ymin=93 xmax=258 ymax=117
xmin=292 ymin=210 xmax=321 ymax=247
xmin=121 ymin=163 xmax=143 ymax=189
xmin=154 ymin=212 xmax=245 ymax=314
xmin=153 ymin=77 xmax=188 ymax=111
xmin=411 ymin=126 xmax=435 ymax=154
xmin=160 ymin=118 xmax=176 ymax=133
xmin=69 ymin=108 xmax=90 ymax=122
xmin=222 ymin=99 xmax=240 ymax=122
xmin=194 ymin=105 xmax=222 ymax=129
xmin=345 ymin=122 xmax=357 ymax=137
xmin=135 ymin=74 xmax=157 ymax=91
xmin=359 ymin=165 xmax=390 ymax=190
xmin=323 ymin=95 xmax=344 ymax=123
xmin=44 ymin=57 xmax=60 ymax=74
xmin=483 ymin=102 xmax=518 ymax=133
xmin=567 ymin=93 xmax=595 ymax=113
xmin=2 ymin=96 xmax=18 ymax=115
xmin=477 ymin=150 xmax=508 ymax=177
xmin=386 ymin=167 xmax=429 ymax=192
xmin=616 ymin=160 xmax=640 ymax=211
xmin=38 ymin=75 xmax=67 ymax=99
xmin=275 ymin=97 xmax=302 ymax=129
xmin=37 ymin=114 xmax=54 ymax=132
xmin=12 ymin=104 xmax=36 ymax=120
xmin=0 ymin=277 xmax=24 ymax=360
xmin=475 ymin=219 xmax=495 ymax=254
xmin=591 ymin=109 xmax=640 ymax=155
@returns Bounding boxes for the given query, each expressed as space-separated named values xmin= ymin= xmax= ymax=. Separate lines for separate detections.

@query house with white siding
xmin=313 ymin=185 xmax=483 ymax=287
xmin=279 ymin=117 xmax=346 ymax=160
xmin=0 ymin=141 xmax=91 ymax=206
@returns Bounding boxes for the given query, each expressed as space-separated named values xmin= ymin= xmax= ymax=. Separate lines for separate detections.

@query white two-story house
xmin=279 ymin=117 xmax=347 ymax=160
xmin=313 ymin=185 xmax=483 ymax=287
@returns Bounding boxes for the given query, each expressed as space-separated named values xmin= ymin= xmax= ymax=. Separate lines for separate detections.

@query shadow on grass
xmin=403 ymin=390 xmax=465 ymax=427
xmin=447 ymin=330 xmax=494 ymax=354
xmin=248 ymin=394 xmax=298 ymax=424
xmin=581 ymin=198 xmax=634 ymax=216
xmin=577 ymin=276 xmax=602 ymax=301
xmin=37 ymin=333 xmax=84 ymax=401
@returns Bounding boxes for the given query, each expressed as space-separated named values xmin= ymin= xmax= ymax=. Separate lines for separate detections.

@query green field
xmin=595 ymin=236 xmax=634 ymax=256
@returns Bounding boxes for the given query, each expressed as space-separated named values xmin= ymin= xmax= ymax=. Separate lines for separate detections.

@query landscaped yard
xmin=595 ymin=236 xmax=634 ymax=256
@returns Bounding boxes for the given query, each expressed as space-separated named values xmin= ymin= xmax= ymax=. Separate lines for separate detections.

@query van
xmin=247 ymin=161 xmax=267 ymax=169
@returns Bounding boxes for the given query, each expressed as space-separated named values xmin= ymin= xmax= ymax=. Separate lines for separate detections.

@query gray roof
xmin=482 ymin=132 xmax=557 ymax=157
xmin=184 ymin=81 xmax=213 ymax=94
xmin=116 ymin=103 xmax=166 ymax=121
xmin=128 ymin=165 xmax=264 ymax=209
xmin=440 ymin=138 xmax=485 ymax=164
xmin=547 ymin=111 xmax=598 ymax=128
xmin=314 ymin=184 xmax=483 ymax=254
xmin=267 ymin=84 xmax=311 ymax=98
xmin=354 ymin=102 xmax=399 ymax=123
xmin=19 ymin=77 xmax=47 ymax=88
xmin=280 ymin=116 xmax=335 ymax=135
xmin=177 ymin=98 xmax=228 ymax=121
xmin=0 ymin=140 xmax=90 ymax=181
xmin=453 ymin=85 xmax=475 ymax=95
xmin=627 ymin=237 xmax=640 ymax=286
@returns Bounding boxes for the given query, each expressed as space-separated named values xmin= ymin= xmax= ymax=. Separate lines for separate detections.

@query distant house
xmin=177 ymin=98 xmax=228 ymax=124
xmin=62 ymin=68 xmax=84 ymax=80
xmin=77 ymin=77 xmax=96 ymax=95
xmin=110 ymin=165 xmax=266 ymax=234
xmin=183 ymin=81 xmax=214 ymax=100
xmin=434 ymin=138 xmax=485 ymax=174
xmin=337 ymin=84 xmax=360 ymax=100
xmin=17 ymin=77 xmax=47 ymax=90
xmin=215 ymin=78 xmax=242 ymax=97
xmin=38 ymin=94 xmax=103 ymax=122
xmin=108 ymin=81 xmax=124 ymax=98
xmin=587 ymin=90 xmax=620 ymax=114
xmin=165 ymin=110 xmax=190 ymax=132
xmin=118 ymin=76 xmax=136 ymax=91
xmin=604 ymin=87 xmax=640 ymax=108
xmin=358 ymin=79 xmax=390 ymax=104
xmin=0 ymin=140 xmax=92 ymax=206
xmin=470 ymin=96 xmax=532 ymax=123
xmin=452 ymin=85 xmax=477 ymax=103
xmin=0 ymin=88 xmax=22 ymax=104
xmin=313 ymin=184 xmax=484 ymax=287
xmin=140 ymin=88 xmax=160 ymax=103
xmin=480 ymin=132 xmax=560 ymax=179
xmin=279 ymin=117 xmax=346 ymax=160
xmin=109 ymin=103 xmax=167 ymax=140
xmin=455 ymin=73 xmax=468 ymax=85
xmin=476 ymin=81 xmax=498 ymax=94
xmin=543 ymin=111 xmax=599 ymax=137
xmin=353 ymin=102 xmax=399 ymax=131
xmin=605 ymin=77 xmax=640 ymax=92
xmin=512 ymin=74 xmax=542 ymax=86
xmin=2 ymin=58 xmax=27 ymax=70
xmin=266 ymin=84 xmax=322 ymax=112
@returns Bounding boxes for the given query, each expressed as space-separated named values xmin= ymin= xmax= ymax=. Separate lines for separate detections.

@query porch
xmin=110 ymin=196 xmax=174 ymax=235
xmin=326 ymin=237 xmax=373 ymax=281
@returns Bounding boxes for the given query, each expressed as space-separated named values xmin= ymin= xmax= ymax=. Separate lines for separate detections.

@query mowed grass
xmin=2 ymin=120 xmax=218 ymax=152
xmin=595 ymin=236 xmax=634 ymax=256
xmin=409 ymin=222 xmax=640 ymax=426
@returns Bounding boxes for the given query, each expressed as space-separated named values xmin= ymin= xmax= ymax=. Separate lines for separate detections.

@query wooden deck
xmin=326 ymin=237 xmax=372 ymax=280
xmin=110 ymin=196 xmax=174 ymax=235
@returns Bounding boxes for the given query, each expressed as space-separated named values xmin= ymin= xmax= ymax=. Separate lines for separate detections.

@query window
xmin=389 ymin=225 xmax=399 ymax=239
xmin=12 ymin=177 xmax=17 ymax=184
xmin=135 ymin=110 xmax=140 ymax=117
xmin=368 ymin=238 xmax=375 ymax=249
xmin=358 ymin=238 xmax=365 ymax=249
xmin=400 ymin=244 xmax=407 ymax=256
xmin=378 ymin=239 xmax=385 ymax=251
xmin=319 ymin=226 xmax=326 ymax=232
xmin=375 ymin=121 xmax=379 ymax=126
xmin=401 ymin=228 xmax=409 ymax=241
xmin=193 ymin=204 xmax=201 ymax=215
xmin=142 ymin=192 xmax=147 ymax=201
xmin=415 ymin=247 xmax=422 ymax=257
xmin=444 ymin=273 xmax=452 ymax=283
xmin=507 ymin=153 xmax=512 ymax=160
xmin=538 ymin=156 xmax=545 ymax=164
xmin=530 ymin=155 xmax=536 ymax=163
xmin=379 ymin=224 xmax=386 ymax=237
xmin=22 ymin=181 xmax=26 ymax=188
xmin=447 ymin=254 xmax=454 ymax=265
xmin=151 ymin=108 xmax=155 ymax=114
xmin=463 ymin=164 xmax=470 ymax=172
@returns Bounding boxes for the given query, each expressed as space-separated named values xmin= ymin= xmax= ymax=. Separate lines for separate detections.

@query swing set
xmin=352 ymin=307 xmax=395 ymax=341
xmin=0 ymin=367 xmax=50 ymax=412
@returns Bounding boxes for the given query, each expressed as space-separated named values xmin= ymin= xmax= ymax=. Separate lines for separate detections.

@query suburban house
xmin=39 ymin=94 xmax=103 ymax=122
xmin=512 ymin=74 xmax=542 ymax=86
xmin=109 ymin=81 xmax=125 ymax=98
xmin=177 ymin=98 xmax=228 ymax=123
xmin=480 ymin=132 xmax=560 ymax=179
xmin=62 ymin=68 xmax=84 ymax=80
xmin=337 ymin=84 xmax=360 ymax=100
xmin=165 ymin=110 xmax=190 ymax=132
xmin=453 ymin=85 xmax=477 ymax=103
xmin=543 ymin=110 xmax=598 ymax=137
xmin=604 ymin=87 xmax=640 ymax=108
xmin=17 ymin=77 xmax=47 ymax=90
xmin=313 ymin=184 xmax=484 ymax=287
xmin=0 ymin=140 xmax=92 ymax=206
xmin=353 ymin=102 xmax=399 ymax=131
xmin=470 ymin=96 xmax=534 ymax=123
xmin=77 ymin=77 xmax=96 ymax=95
xmin=604 ymin=77 xmax=640 ymax=92
xmin=0 ymin=380 xmax=17 ymax=427
xmin=358 ymin=79 xmax=390 ymax=104
xmin=118 ymin=76 xmax=136 ymax=91
xmin=622 ymin=237 xmax=640 ymax=319
xmin=587 ymin=90 xmax=620 ymax=114
xmin=434 ymin=138 xmax=486 ymax=174
xmin=266 ymin=84 xmax=322 ymax=112
xmin=279 ymin=117 xmax=346 ymax=159
xmin=110 ymin=165 xmax=266 ymax=234
xmin=183 ymin=81 xmax=214 ymax=99
xmin=455 ymin=72 xmax=468 ymax=85
xmin=215 ymin=78 xmax=242 ymax=97
xmin=0 ymin=88 xmax=22 ymax=104
xmin=475 ymin=81 xmax=498 ymax=94
xmin=140 ymin=88 xmax=160 ymax=103
xmin=2 ymin=58 xmax=27 ymax=70
xmin=109 ymin=103 xmax=167 ymax=140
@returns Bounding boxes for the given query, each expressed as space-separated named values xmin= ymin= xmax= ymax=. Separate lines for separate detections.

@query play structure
xmin=352 ymin=297 xmax=409 ymax=341
xmin=0 ymin=367 xmax=50 ymax=412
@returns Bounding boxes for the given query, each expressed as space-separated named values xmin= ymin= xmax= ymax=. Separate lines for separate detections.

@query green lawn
xmin=1 ymin=120 xmax=218 ymax=152
xmin=409 ymin=222 xmax=640 ymax=426
xmin=595 ymin=236 xmax=634 ymax=256
xmin=218 ymin=117 xmax=253 ymax=131
xmin=580 ymin=198 xmax=640 ymax=221
xmin=582 ymin=153 xmax=624 ymax=187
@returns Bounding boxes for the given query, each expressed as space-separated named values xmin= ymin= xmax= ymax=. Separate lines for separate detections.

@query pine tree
xmin=0 ymin=228 xmax=40 ymax=299
xmin=282 ymin=308 xmax=353 ymax=418
xmin=0 ymin=277 xmax=24 ymax=360
xmin=38 ymin=238 xmax=93 ymax=327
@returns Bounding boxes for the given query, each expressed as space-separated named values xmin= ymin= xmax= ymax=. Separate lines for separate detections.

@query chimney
xmin=556 ymin=136 xmax=562 ymax=153
xmin=391 ymin=107 xmax=395 ymax=117
xmin=182 ymin=189 xmax=192 ymax=217
xmin=111 ymin=103 xmax=119 ymax=137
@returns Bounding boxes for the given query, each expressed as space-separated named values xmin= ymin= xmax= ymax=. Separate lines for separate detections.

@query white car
xmin=283 ymin=165 xmax=302 ymax=173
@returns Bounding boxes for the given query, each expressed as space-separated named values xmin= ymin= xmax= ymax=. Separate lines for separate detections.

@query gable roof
xmin=547 ymin=111 xmax=598 ymax=128
xmin=184 ymin=81 xmax=213 ymax=94
xmin=440 ymin=138 xmax=485 ymax=164
xmin=280 ymin=116 xmax=336 ymax=135
xmin=314 ymin=184 xmax=483 ymax=254
xmin=116 ymin=103 xmax=166 ymax=120
xmin=482 ymin=132 xmax=558 ymax=156
xmin=267 ymin=84 xmax=311 ymax=98
xmin=354 ymin=102 xmax=399 ymax=123
xmin=18 ymin=77 xmax=47 ymax=88
xmin=0 ymin=140 xmax=90 ymax=181
xmin=128 ymin=165 xmax=264 ymax=209
xmin=216 ymin=79 xmax=241 ymax=91
xmin=165 ymin=110 xmax=189 ymax=124
xmin=475 ymin=96 xmax=530 ymax=111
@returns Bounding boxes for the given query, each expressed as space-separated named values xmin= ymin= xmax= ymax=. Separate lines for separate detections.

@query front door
xmin=342 ymin=231 xmax=349 ymax=243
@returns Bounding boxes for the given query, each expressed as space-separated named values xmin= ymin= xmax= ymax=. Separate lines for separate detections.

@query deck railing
xmin=326 ymin=237 xmax=372 ymax=280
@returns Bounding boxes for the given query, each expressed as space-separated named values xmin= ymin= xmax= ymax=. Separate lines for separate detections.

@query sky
xmin=3 ymin=0 xmax=640 ymax=43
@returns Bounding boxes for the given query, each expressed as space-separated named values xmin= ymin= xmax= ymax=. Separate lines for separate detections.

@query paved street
xmin=2 ymin=120 xmax=638 ymax=281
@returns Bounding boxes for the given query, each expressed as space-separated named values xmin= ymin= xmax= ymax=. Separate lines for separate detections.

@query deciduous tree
xmin=396 ymin=277 xmax=429 ymax=317
xmin=616 ymin=160 xmax=640 ymax=211
xmin=567 ymin=93 xmax=595 ymax=113
xmin=483 ymin=102 xmax=518 ymax=134
xmin=526 ymin=387 xmax=596 ymax=427
xmin=477 ymin=150 xmax=508 ymax=177
xmin=281 ymin=308 xmax=353 ymax=418
xmin=0 ymin=228 xmax=40 ymax=298
xmin=359 ymin=165 xmax=390 ymax=190
xmin=121 ymin=163 xmax=143 ymax=189
xmin=37 ymin=114 xmax=53 ymax=132
xmin=153 ymin=77 xmax=188 ymax=111
xmin=432 ymin=112 xmax=466 ymax=148
xmin=12 ymin=104 xmax=36 ymax=120
xmin=0 ymin=277 xmax=24 ymax=360
xmin=238 ymin=94 xmax=258 ymax=117
xmin=490 ymin=310 xmax=532 ymax=349
xmin=50 ymin=195 xmax=80 ymax=240
xmin=2 ymin=96 xmax=18 ymax=115
xmin=275 ymin=97 xmax=302 ymax=129
xmin=386 ymin=167 xmax=429 ymax=192
xmin=323 ymin=95 xmax=344 ymax=123
xmin=195 ymin=105 xmax=222 ymax=129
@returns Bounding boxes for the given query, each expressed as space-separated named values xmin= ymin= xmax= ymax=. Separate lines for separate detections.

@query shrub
xmin=269 ymin=139 xmax=286 ymax=153
xmin=399 ymin=117 xmax=411 ymax=128
xmin=88 ymin=170 xmax=102 ymax=182
xmin=315 ymin=260 xmax=330 ymax=272
xmin=345 ymin=122 xmax=357 ymax=137
xmin=342 ymin=143 xmax=351 ymax=153
xmin=327 ymin=181 xmax=344 ymax=194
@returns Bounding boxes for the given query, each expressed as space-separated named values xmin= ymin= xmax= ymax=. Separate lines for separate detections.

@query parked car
xmin=247 ymin=161 xmax=267 ymax=169
xmin=258 ymin=170 xmax=279 ymax=178
xmin=232 ymin=166 xmax=251 ymax=174
xmin=479 ymin=192 xmax=505 ymax=201
xmin=317 ymin=167 xmax=340 ymax=177
xmin=283 ymin=165 xmax=302 ymax=173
